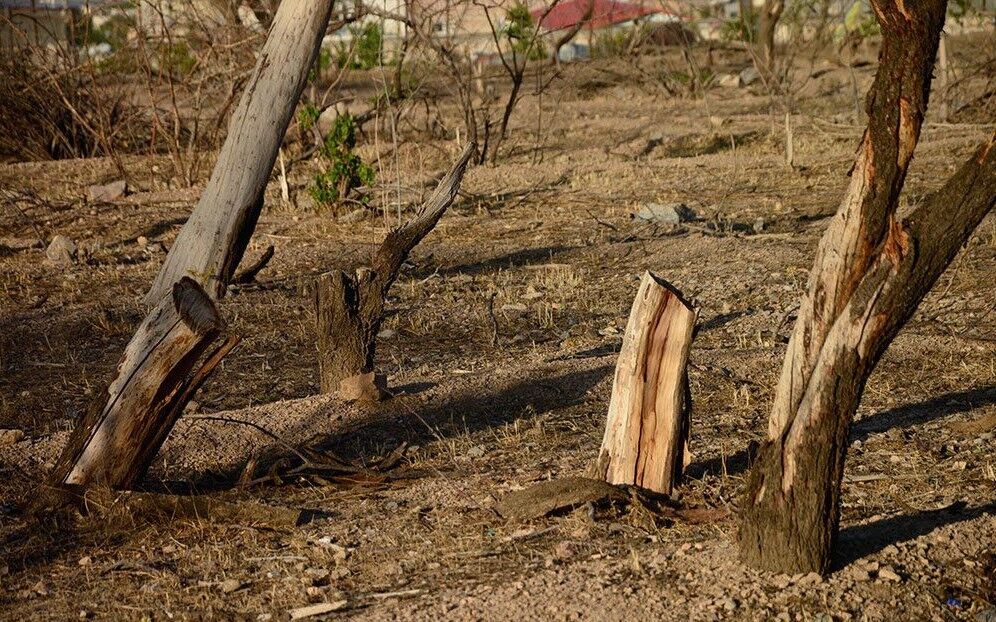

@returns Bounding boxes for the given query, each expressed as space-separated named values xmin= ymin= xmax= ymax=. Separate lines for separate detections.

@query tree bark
xmin=738 ymin=0 xmax=996 ymax=574
xmin=316 ymin=143 xmax=475 ymax=396
xmin=148 ymin=0 xmax=338 ymax=303
xmin=51 ymin=279 xmax=239 ymax=490
xmin=757 ymin=0 xmax=784 ymax=67
xmin=49 ymin=0 xmax=337 ymax=493
xmin=595 ymin=272 xmax=696 ymax=496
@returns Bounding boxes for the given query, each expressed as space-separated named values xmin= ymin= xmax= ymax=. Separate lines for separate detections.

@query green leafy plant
xmin=336 ymin=23 xmax=384 ymax=70
xmin=309 ymin=113 xmax=375 ymax=209
xmin=297 ymin=103 xmax=320 ymax=133
xmin=308 ymin=47 xmax=333 ymax=83
xmin=504 ymin=2 xmax=545 ymax=61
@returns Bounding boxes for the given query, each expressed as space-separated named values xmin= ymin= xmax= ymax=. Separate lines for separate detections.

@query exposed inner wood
xmin=596 ymin=271 xmax=696 ymax=495
xmin=738 ymin=0 xmax=996 ymax=575
xmin=52 ymin=278 xmax=236 ymax=490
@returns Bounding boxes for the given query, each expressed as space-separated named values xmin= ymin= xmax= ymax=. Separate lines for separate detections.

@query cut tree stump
xmin=315 ymin=143 xmax=475 ymax=397
xmin=595 ymin=271 xmax=696 ymax=495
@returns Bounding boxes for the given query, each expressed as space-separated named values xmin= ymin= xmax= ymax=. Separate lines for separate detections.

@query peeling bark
xmin=739 ymin=0 xmax=995 ymax=574
xmin=49 ymin=0 xmax=337 ymax=494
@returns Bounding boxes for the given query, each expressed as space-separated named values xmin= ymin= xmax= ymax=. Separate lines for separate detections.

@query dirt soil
xmin=1 ymin=49 xmax=995 ymax=621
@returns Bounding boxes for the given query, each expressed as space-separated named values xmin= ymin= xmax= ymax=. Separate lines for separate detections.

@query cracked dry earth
xmin=2 ymin=56 xmax=995 ymax=621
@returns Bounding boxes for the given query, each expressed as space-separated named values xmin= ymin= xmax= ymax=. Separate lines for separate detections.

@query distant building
xmin=0 ymin=0 xmax=107 ymax=49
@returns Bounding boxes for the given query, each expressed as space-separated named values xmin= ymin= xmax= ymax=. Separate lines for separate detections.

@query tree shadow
xmin=418 ymin=244 xmax=575 ymax=278
xmin=834 ymin=501 xmax=996 ymax=569
xmin=309 ymin=363 xmax=613 ymax=462
xmin=168 ymin=363 xmax=613 ymax=492
xmin=686 ymin=383 xmax=996 ymax=480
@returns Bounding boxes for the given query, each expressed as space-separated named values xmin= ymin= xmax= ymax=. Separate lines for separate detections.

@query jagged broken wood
xmin=48 ymin=0 xmax=338 ymax=494
xmin=50 ymin=278 xmax=239 ymax=489
xmin=595 ymin=271 xmax=696 ymax=495
xmin=739 ymin=0 xmax=996 ymax=574
xmin=316 ymin=143 xmax=476 ymax=397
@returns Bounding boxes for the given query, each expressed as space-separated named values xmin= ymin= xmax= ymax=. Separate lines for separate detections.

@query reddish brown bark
xmin=738 ymin=0 xmax=996 ymax=574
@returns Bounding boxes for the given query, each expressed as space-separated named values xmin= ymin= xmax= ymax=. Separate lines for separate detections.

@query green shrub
xmin=336 ymin=23 xmax=384 ymax=70
xmin=504 ymin=2 xmax=546 ymax=61
xmin=309 ymin=113 xmax=375 ymax=209
xmin=297 ymin=103 xmax=320 ymax=133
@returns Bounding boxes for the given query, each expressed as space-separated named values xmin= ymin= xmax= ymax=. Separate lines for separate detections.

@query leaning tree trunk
xmin=594 ymin=272 xmax=696 ymax=496
xmin=739 ymin=0 xmax=996 ymax=574
xmin=49 ymin=0 xmax=337 ymax=493
xmin=316 ymin=143 xmax=475 ymax=398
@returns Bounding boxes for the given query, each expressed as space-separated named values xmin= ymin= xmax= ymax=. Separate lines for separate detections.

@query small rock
xmin=220 ymin=579 xmax=245 ymax=593
xmin=848 ymin=567 xmax=872 ymax=582
xmin=88 ymin=179 xmax=127 ymax=203
xmin=338 ymin=372 xmax=387 ymax=402
xmin=0 ymin=429 xmax=24 ymax=445
xmin=877 ymin=566 xmax=901 ymax=582
xmin=46 ymin=235 xmax=77 ymax=264
xmin=717 ymin=73 xmax=740 ymax=88
xmin=553 ymin=541 xmax=576 ymax=560
xmin=634 ymin=202 xmax=697 ymax=224
xmin=739 ymin=66 xmax=761 ymax=87
xmin=377 ymin=329 xmax=397 ymax=340
xmin=467 ymin=445 xmax=486 ymax=458
xmin=77 ymin=556 xmax=92 ymax=566
xmin=798 ymin=572 xmax=823 ymax=586
xmin=183 ymin=401 xmax=200 ymax=414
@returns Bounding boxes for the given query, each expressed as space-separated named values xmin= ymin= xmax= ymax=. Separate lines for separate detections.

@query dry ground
xmin=1 ymin=48 xmax=995 ymax=621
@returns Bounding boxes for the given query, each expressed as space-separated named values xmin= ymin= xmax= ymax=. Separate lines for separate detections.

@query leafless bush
xmin=0 ymin=17 xmax=141 ymax=171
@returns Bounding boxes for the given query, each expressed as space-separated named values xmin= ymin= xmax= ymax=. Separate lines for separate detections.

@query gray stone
xmin=46 ymin=235 xmax=77 ymax=264
xmin=88 ymin=179 xmax=127 ymax=203
xmin=635 ymin=202 xmax=697 ymax=224
xmin=739 ymin=66 xmax=761 ymax=87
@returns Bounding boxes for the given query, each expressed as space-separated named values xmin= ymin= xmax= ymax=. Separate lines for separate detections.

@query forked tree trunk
xmin=48 ymin=0 xmax=337 ymax=493
xmin=316 ymin=143 xmax=476 ymax=397
xmin=595 ymin=272 xmax=696 ymax=495
xmin=739 ymin=0 xmax=996 ymax=574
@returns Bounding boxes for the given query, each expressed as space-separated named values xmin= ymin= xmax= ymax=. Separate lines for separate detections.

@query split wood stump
xmin=595 ymin=271 xmax=696 ymax=495
xmin=52 ymin=279 xmax=238 ymax=490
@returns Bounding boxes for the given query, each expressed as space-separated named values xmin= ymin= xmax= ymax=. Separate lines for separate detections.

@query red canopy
xmin=532 ymin=0 xmax=666 ymax=32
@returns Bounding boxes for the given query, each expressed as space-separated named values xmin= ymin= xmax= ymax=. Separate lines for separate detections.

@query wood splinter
xmin=595 ymin=271 xmax=697 ymax=496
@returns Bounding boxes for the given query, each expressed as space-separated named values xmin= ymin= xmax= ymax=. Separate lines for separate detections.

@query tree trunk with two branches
xmin=739 ymin=0 xmax=996 ymax=574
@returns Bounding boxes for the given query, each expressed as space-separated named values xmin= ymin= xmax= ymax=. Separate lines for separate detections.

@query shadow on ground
xmin=835 ymin=501 xmax=996 ymax=569
xmin=686 ymin=383 xmax=996 ymax=480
